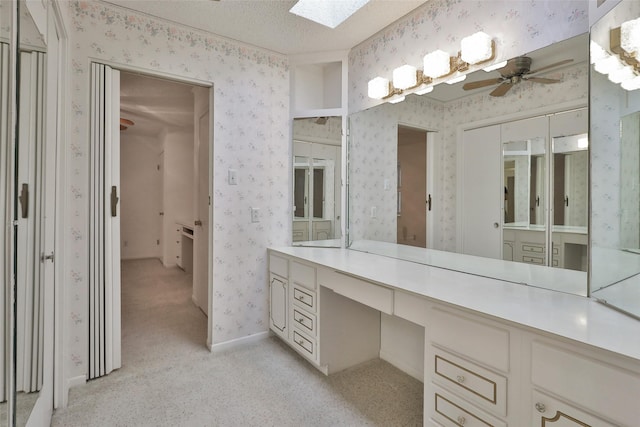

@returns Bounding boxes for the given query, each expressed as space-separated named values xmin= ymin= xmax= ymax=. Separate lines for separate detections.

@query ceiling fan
xmin=462 ymin=57 xmax=574 ymax=97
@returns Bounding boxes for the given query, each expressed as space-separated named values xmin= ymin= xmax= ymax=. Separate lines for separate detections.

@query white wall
xmin=59 ymin=1 xmax=290 ymax=391
xmin=162 ymin=130 xmax=195 ymax=267
xmin=120 ymin=134 xmax=163 ymax=260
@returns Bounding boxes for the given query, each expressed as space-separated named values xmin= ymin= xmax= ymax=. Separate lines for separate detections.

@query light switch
xmin=371 ymin=206 xmax=377 ymax=218
xmin=251 ymin=207 xmax=260 ymax=223
xmin=228 ymin=169 xmax=238 ymax=185
xmin=384 ymin=179 xmax=390 ymax=190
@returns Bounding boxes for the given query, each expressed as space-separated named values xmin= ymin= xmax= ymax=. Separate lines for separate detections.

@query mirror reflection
xmin=292 ymin=117 xmax=342 ymax=246
xmin=0 ymin=0 xmax=13 ymax=425
xmin=590 ymin=0 xmax=640 ymax=319
xmin=348 ymin=33 xmax=589 ymax=295
xmin=14 ymin=2 xmax=47 ymax=425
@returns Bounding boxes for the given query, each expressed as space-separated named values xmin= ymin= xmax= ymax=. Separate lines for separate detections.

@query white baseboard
xmin=61 ymin=375 xmax=87 ymax=408
xmin=209 ymin=331 xmax=269 ymax=353
xmin=379 ymin=349 xmax=424 ymax=383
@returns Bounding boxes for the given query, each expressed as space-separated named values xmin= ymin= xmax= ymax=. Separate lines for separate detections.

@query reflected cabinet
xmin=461 ymin=108 xmax=588 ymax=272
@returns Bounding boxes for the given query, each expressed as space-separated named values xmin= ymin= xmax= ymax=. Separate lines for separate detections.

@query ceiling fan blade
xmin=462 ymin=78 xmax=504 ymax=90
xmin=526 ymin=59 xmax=574 ymax=75
xmin=490 ymin=82 xmax=513 ymax=97
xmin=526 ymin=77 xmax=561 ymax=84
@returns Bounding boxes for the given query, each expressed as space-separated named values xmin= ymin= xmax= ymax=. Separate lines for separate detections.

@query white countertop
xmin=269 ymin=245 xmax=640 ymax=362
xmin=349 ymin=240 xmax=587 ymax=296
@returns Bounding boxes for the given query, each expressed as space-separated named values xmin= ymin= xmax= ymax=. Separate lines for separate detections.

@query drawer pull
xmin=457 ymin=415 xmax=466 ymax=425
xmin=535 ymin=402 xmax=546 ymax=413
xmin=456 ymin=375 xmax=465 ymax=383
xmin=296 ymin=318 xmax=304 ymax=324
xmin=297 ymin=339 xmax=304 ymax=345
xmin=297 ymin=295 xmax=305 ymax=301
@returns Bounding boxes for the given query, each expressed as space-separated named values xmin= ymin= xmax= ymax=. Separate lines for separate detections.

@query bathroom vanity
xmin=268 ymin=246 xmax=640 ymax=426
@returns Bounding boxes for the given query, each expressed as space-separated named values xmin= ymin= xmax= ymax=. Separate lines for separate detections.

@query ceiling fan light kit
xmin=368 ymin=31 xmax=496 ymax=103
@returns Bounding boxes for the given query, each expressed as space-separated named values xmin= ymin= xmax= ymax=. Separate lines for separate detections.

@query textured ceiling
xmin=102 ymin=0 xmax=428 ymax=55
xmin=120 ymin=71 xmax=196 ymax=138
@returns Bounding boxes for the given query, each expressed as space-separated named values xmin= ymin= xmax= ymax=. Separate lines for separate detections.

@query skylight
xmin=289 ymin=0 xmax=371 ymax=29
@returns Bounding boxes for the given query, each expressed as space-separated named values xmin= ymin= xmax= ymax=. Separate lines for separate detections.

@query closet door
xmin=89 ymin=63 xmax=121 ymax=379
xmin=460 ymin=125 xmax=502 ymax=259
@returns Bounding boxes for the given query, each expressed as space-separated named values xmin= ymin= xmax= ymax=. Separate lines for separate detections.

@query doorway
xmin=397 ymin=125 xmax=428 ymax=248
xmin=88 ymin=65 xmax=212 ymax=380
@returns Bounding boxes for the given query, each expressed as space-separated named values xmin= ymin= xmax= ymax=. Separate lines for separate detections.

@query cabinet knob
xmin=297 ymin=295 xmax=304 ymax=301
xmin=297 ymin=340 xmax=304 ymax=345
xmin=296 ymin=318 xmax=304 ymax=324
xmin=456 ymin=375 xmax=465 ymax=383
xmin=535 ymin=402 xmax=546 ymax=413
xmin=457 ymin=416 xmax=466 ymax=425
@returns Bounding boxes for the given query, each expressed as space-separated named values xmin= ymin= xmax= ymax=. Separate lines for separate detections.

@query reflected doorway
xmin=397 ymin=125 xmax=428 ymax=248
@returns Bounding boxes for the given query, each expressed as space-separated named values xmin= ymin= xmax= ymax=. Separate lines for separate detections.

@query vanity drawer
xmin=317 ymin=269 xmax=393 ymax=315
xmin=432 ymin=346 xmax=507 ymax=416
xmin=292 ymin=307 xmax=316 ymax=336
xmin=430 ymin=308 xmax=510 ymax=372
xmin=291 ymin=261 xmax=316 ymax=290
xmin=292 ymin=330 xmax=315 ymax=358
xmin=293 ymin=285 xmax=316 ymax=312
xmin=429 ymin=383 xmax=506 ymax=427
xmin=522 ymin=244 xmax=544 ymax=254
xmin=522 ymin=255 xmax=544 ymax=264
xmin=269 ymin=254 xmax=288 ymax=278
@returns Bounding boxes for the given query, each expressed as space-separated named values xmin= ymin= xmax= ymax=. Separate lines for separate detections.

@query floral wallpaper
xmin=293 ymin=116 xmax=342 ymax=143
xmin=620 ymin=113 xmax=640 ymax=249
xmin=349 ymin=62 xmax=588 ymax=251
xmin=60 ymin=1 xmax=289 ymax=385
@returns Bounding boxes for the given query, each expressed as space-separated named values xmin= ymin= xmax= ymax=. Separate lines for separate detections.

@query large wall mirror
xmin=292 ymin=117 xmax=342 ymax=247
xmin=1 ymin=1 xmax=15 ymax=425
xmin=590 ymin=0 xmax=640 ymax=319
xmin=348 ymin=33 xmax=590 ymax=296
xmin=0 ymin=1 xmax=49 ymax=426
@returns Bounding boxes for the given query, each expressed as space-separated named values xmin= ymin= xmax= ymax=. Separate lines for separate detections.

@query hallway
xmin=52 ymin=259 xmax=422 ymax=426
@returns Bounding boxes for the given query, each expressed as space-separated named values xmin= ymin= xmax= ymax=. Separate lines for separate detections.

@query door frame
xmin=455 ymin=99 xmax=587 ymax=253
xmin=397 ymin=122 xmax=438 ymax=249
xmin=76 ymin=60 xmax=214 ymax=388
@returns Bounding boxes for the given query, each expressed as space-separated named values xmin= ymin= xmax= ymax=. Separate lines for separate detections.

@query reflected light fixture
xmin=609 ymin=65 xmax=635 ymax=84
xmin=460 ymin=31 xmax=494 ymax=65
xmin=423 ymin=50 xmax=451 ymax=78
xmin=577 ymin=137 xmax=589 ymax=149
xmin=388 ymin=95 xmax=406 ymax=104
xmin=590 ymin=41 xmax=608 ymax=64
xmin=415 ymin=85 xmax=434 ymax=95
xmin=393 ymin=64 xmax=419 ymax=90
xmin=594 ymin=55 xmax=623 ymax=75
xmin=446 ymin=74 xmax=467 ymax=85
xmin=622 ymin=75 xmax=640 ymax=91
xmin=483 ymin=60 xmax=507 ymax=72
xmin=621 ymin=17 xmax=640 ymax=57
xmin=289 ymin=0 xmax=370 ymax=29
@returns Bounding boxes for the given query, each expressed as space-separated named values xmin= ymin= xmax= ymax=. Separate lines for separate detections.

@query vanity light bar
xmin=589 ymin=24 xmax=640 ymax=91
xmin=367 ymin=31 xmax=497 ymax=102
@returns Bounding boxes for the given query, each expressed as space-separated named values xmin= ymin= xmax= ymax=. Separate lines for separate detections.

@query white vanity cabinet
xmin=268 ymin=247 xmax=640 ymax=426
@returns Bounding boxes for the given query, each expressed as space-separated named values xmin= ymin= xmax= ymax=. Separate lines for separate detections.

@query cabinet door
xmin=531 ymin=390 xmax=615 ymax=427
xmin=269 ymin=275 xmax=288 ymax=338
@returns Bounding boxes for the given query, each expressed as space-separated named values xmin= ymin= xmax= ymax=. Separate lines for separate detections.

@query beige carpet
xmin=52 ymin=258 xmax=423 ymax=426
